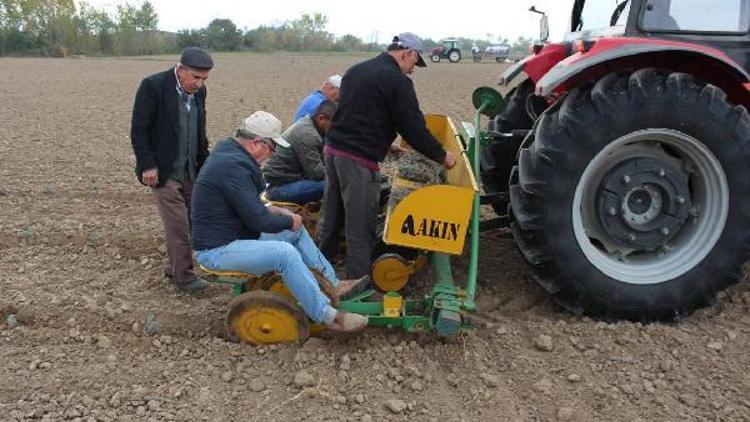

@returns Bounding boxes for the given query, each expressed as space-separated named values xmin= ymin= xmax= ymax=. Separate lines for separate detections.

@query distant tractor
xmin=430 ymin=39 xmax=462 ymax=63
xmin=477 ymin=0 xmax=750 ymax=321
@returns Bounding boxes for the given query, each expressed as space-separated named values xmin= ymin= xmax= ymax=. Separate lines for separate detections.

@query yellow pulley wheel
xmin=372 ymin=253 xmax=414 ymax=292
xmin=226 ymin=291 xmax=310 ymax=345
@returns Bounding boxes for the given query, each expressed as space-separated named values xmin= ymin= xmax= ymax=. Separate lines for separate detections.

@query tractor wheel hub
xmin=596 ymin=157 xmax=691 ymax=250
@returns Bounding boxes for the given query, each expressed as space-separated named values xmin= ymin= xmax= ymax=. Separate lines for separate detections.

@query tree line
xmin=0 ymin=0 xmax=533 ymax=57
xmin=0 ymin=0 xmax=163 ymax=56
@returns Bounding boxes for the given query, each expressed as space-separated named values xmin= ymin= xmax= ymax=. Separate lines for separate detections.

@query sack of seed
xmin=388 ymin=151 xmax=446 ymax=213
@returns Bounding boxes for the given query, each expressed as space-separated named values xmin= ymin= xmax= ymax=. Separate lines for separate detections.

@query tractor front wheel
xmin=430 ymin=54 xmax=440 ymax=63
xmin=510 ymin=69 xmax=750 ymax=320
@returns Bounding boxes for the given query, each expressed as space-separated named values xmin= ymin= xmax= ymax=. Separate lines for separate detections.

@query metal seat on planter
xmin=197 ymin=264 xmax=270 ymax=295
xmin=260 ymin=191 xmax=310 ymax=210
xmin=259 ymin=191 xmax=322 ymax=236
xmin=199 ymin=264 xmax=261 ymax=279
xmin=197 ymin=263 xmax=336 ymax=305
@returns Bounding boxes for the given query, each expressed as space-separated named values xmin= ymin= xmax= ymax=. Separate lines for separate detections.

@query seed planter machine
xmin=200 ymin=90 xmax=507 ymax=345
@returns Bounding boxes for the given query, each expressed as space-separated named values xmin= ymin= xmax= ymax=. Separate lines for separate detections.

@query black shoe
xmin=175 ymin=278 xmax=209 ymax=292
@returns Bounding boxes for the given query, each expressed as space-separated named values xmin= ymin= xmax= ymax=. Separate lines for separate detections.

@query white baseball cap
xmin=393 ymin=32 xmax=427 ymax=67
xmin=239 ymin=111 xmax=290 ymax=148
xmin=327 ymin=74 xmax=342 ymax=88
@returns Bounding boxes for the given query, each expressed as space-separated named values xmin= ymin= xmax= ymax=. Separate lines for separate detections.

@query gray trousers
xmin=151 ymin=179 xmax=196 ymax=284
xmin=316 ymin=154 xmax=380 ymax=279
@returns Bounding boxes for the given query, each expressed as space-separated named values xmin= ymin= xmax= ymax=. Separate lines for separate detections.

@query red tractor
xmin=479 ymin=0 xmax=750 ymax=320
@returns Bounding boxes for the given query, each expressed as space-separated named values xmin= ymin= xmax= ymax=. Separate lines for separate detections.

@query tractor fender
xmin=536 ymin=38 xmax=750 ymax=105
xmin=499 ymin=43 xmax=568 ymax=86
xmin=499 ymin=56 xmax=531 ymax=86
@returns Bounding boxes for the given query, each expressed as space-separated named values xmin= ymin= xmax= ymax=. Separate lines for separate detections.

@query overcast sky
xmin=81 ymin=0 xmax=578 ymax=43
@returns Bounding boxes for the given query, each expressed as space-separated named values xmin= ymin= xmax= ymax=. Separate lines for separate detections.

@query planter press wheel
xmin=371 ymin=253 xmax=427 ymax=292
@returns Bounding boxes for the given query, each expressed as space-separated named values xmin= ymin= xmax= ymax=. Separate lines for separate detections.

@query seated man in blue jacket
xmin=293 ymin=74 xmax=341 ymax=122
xmin=191 ymin=111 xmax=368 ymax=332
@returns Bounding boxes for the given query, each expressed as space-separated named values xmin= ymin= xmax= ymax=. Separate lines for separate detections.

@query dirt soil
xmin=1 ymin=54 xmax=749 ymax=422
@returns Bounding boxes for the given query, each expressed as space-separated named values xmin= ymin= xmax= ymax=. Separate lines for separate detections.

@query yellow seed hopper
xmin=383 ymin=114 xmax=479 ymax=255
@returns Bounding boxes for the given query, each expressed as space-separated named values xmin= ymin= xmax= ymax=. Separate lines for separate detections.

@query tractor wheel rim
xmin=572 ymin=129 xmax=728 ymax=285
xmin=233 ymin=307 xmax=300 ymax=345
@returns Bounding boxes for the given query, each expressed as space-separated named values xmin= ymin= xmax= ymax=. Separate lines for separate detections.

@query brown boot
xmin=335 ymin=275 xmax=370 ymax=300
xmin=326 ymin=311 xmax=368 ymax=332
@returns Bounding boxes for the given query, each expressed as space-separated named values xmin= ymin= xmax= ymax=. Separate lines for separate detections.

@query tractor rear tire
xmin=448 ymin=50 xmax=461 ymax=63
xmin=509 ymin=69 xmax=750 ymax=320
xmin=480 ymin=79 xmax=538 ymax=216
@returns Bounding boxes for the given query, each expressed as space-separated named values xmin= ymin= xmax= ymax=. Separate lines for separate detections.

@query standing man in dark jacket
xmin=130 ymin=47 xmax=213 ymax=291
xmin=316 ymin=32 xmax=458 ymax=279
xmin=192 ymin=111 xmax=368 ymax=332
xmin=263 ymin=100 xmax=337 ymax=204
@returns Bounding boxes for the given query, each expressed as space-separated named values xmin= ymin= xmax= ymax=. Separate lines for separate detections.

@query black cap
xmin=179 ymin=47 xmax=214 ymax=70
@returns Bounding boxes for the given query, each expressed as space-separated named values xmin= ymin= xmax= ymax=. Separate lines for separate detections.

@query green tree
xmin=31 ymin=0 xmax=77 ymax=56
xmin=135 ymin=1 xmax=157 ymax=31
xmin=115 ymin=3 xmax=137 ymax=31
xmin=176 ymin=28 xmax=205 ymax=49
xmin=244 ymin=25 xmax=277 ymax=52
xmin=0 ymin=0 xmax=17 ymax=54
xmin=0 ymin=0 xmax=171 ymax=56
xmin=115 ymin=1 xmax=161 ymax=55
xmin=89 ymin=7 xmax=115 ymax=54
xmin=288 ymin=12 xmax=332 ymax=50
xmin=205 ymin=18 xmax=241 ymax=51
xmin=334 ymin=34 xmax=361 ymax=51
xmin=72 ymin=2 xmax=97 ymax=53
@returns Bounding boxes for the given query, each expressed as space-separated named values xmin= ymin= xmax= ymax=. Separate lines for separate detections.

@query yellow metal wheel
xmin=252 ymin=273 xmax=291 ymax=297
xmin=245 ymin=270 xmax=337 ymax=337
xmin=226 ymin=291 xmax=310 ymax=345
xmin=372 ymin=253 xmax=413 ymax=292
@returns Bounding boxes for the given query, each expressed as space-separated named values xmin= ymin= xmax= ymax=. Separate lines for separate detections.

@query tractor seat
xmin=260 ymin=191 xmax=302 ymax=209
xmin=260 ymin=191 xmax=321 ymax=212
xmin=197 ymin=264 xmax=263 ymax=279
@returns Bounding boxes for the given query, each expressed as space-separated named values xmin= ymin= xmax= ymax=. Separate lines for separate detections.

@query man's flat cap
xmin=179 ymin=47 xmax=214 ymax=70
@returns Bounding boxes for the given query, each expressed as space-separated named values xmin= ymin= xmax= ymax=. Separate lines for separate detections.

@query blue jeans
xmin=194 ymin=228 xmax=338 ymax=323
xmin=267 ymin=180 xmax=325 ymax=204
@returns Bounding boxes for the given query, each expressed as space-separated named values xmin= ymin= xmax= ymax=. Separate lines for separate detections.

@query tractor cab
xmin=568 ymin=0 xmax=750 ymax=72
